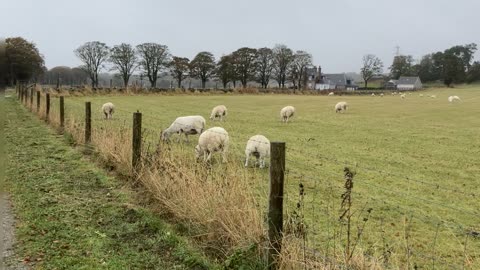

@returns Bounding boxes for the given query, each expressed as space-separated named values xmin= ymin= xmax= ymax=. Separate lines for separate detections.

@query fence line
xmin=15 ymin=90 xmax=479 ymax=269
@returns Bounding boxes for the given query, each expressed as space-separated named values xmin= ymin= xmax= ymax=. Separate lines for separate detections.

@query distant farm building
xmin=395 ymin=76 xmax=423 ymax=90
xmin=385 ymin=79 xmax=398 ymax=90
xmin=306 ymin=66 xmax=358 ymax=91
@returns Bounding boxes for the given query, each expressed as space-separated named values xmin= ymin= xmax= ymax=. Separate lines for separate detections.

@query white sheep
xmin=335 ymin=101 xmax=348 ymax=113
xmin=430 ymin=95 xmax=437 ymax=99
xmin=161 ymin=115 xmax=206 ymax=142
xmin=195 ymin=127 xmax=229 ymax=163
xmin=280 ymin=106 xmax=295 ymax=123
xmin=380 ymin=93 xmax=384 ymax=97
xmin=244 ymin=135 xmax=270 ymax=168
xmin=400 ymin=94 xmax=406 ymax=99
xmin=448 ymin=95 xmax=461 ymax=103
xmin=328 ymin=92 xmax=334 ymax=96
xmin=210 ymin=105 xmax=227 ymax=121
xmin=101 ymin=102 xmax=115 ymax=119
xmin=371 ymin=93 xmax=375 ymax=96
xmin=419 ymin=94 xmax=424 ymax=97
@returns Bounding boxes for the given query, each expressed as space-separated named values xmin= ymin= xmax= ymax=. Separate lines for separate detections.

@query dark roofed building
xmin=396 ymin=76 xmax=422 ymax=90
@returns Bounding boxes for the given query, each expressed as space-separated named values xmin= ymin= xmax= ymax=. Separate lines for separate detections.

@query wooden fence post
xmin=30 ymin=88 xmax=34 ymax=108
xmin=85 ymin=102 xmax=91 ymax=143
xmin=59 ymin=96 xmax=65 ymax=130
xmin=132 ymin=111 xmax=142 ymax=177
xmin=36 ymin=91 xmax=41 ymax=113
xmin=267 ymin=142 xmax=286 ymax=269
xmin=45 ymin=93 xmax=50 ymax=122
xmin=20 ymin=85 xmax=24 ymax=103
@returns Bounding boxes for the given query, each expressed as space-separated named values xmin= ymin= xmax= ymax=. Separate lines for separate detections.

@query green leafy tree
xmin=389 ymin=55 xmax=415 ymax=79
xmin=189 ymin=51 xmax=215 ymax=89
xmin=467 ymin=61 xmax=480 ymax=83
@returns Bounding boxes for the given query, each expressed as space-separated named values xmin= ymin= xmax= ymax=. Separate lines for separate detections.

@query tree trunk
xmin=364 ymin=80 xmax=368 ymax=89
xmin=202 ymin=79 xmax=206 ymax=89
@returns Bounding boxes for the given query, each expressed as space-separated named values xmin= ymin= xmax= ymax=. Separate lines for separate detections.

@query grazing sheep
xmin=280 ymin=106 xmax=295 ymax=123
xmin=335 ymin=101 xmax=348 ymax=113
xmin=328 ymin=92 xmax=335 ymax=96
xmin=161 ymin=115 xmax=206 ymax=142
xmin=430 ymin=95 xmax=437 ymax=99
xmin=419 ymin=94 xmax=424 ymax=97
xmin=195 ymin=127 xmax=229 ymax=163
xmin=400 ymin=94 xmax=406 ymax=99
xmin=380 ymin=93 xmax=384 ymax=97
xmin=371 ymin=93 xmax=376 ymax=96
xmin=101 ymin=102 xmax=115 ymax=119
xmin=244 ymin=135 xmax=270 ymax=168
xmin=210 ymin=105 xmax=227 ymax=121
xmin=448 ymin=95 xmax=461 ymax=103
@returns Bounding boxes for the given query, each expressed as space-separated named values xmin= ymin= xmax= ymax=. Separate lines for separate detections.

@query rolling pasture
xmin=57 ymin=86 xmax=480 ymax=268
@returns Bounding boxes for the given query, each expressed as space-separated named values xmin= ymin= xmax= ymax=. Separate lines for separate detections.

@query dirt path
xmin=1 ymin=193 xmax=28 ymax=270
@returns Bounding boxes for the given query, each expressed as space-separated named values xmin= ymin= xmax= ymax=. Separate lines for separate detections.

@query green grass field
xmin=49 ymin=86 xmax=480 ymax=268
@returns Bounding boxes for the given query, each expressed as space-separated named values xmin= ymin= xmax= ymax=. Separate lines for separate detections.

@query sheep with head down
xmin=448 ymin=95 xmax=461 ymax=103
xmin=280 ymin=106 xmax=295 ymax=123
xmin=244 ymin=135 xmax=270 ymax=168
xmin=195 ymin=127 xmax=229 ymax=163
xmin=101 ymin=102 xmax=115 ymax=119
xmin=161 ymin=115 xmax=206 ymax=142
xmin=210 ymin=105 xmax=227 ymax=121
xmin=335 ymin=101 xmax=348 ymax=113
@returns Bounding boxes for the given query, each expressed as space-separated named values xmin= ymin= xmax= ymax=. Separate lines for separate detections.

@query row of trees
xmin=74 ymin=41 xmax=313 ymax=89
xmin=388 ymin=43 xmax=479 ymax=86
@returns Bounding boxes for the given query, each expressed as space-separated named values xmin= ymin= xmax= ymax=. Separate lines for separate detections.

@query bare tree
xmin=289 ymin=50 xmax=313 ymax=89
xmin=74 ymin=41 xmax=109 ymax=88
xmin=231 ymin=47 xmax=258 ymax=88
xmin=256 ymin=47 xmax=274 ymax=88
xmin=109 ymin=43 xmax=137 ymax=88
xmin=136 ymin=43 xmax=171 ymax=88
xmin=361 ymin=54 xmax=383 ymax=88
xmin=169 ymin=56 xmax=190 ymax=88
xmin=272 ymin=44 xmax=294 ymax=88
xmin=189 ymin=51 xmax=215 ymax=89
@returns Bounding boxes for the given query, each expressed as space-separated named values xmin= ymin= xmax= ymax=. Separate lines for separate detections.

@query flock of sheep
xmin=99 ymin=92 xmax=460 ymax=167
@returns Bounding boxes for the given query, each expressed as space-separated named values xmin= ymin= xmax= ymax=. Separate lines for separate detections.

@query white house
xmin=396 ymin=77 xmax=423 ymax=91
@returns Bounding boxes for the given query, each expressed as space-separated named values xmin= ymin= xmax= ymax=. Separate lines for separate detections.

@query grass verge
xmin=4 ymin=94 xmax=218 ymax=269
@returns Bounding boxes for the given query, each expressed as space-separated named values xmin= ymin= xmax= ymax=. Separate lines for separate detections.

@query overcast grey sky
xmin=3 ymin=0 xmax=479 ymax=73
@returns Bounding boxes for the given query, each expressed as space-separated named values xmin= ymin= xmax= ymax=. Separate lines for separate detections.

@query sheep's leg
xmin=184 ymin=133 xmax=189 ymax=142
xmin=206 ymin=152 xmax=212 ymax=162
xmin=221 ymin=150 xmax=227 ymax=163
xmin=260 ymin=158 xmax=265 ymax=169
xmin=104 ymin=112 xmax=108 ymax=119
xmin=244 ymin=153 xmax=250 ymax=167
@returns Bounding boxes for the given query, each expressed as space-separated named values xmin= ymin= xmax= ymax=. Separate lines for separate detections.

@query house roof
xmin=323 ymin=73 xmax=356 ymax=86
xmin=397 ymin=76 xmax=420 ymax=85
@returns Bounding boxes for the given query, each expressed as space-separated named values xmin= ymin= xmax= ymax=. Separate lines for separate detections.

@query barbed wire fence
xmin=15 ymin=87 xmax=480 ymax=269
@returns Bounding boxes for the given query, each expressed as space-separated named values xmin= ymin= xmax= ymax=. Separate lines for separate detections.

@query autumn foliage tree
xmin=169 ymin=56 xmax=190 ymax=88
xmin=5 ymin=37 xmax=45 ymax=85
